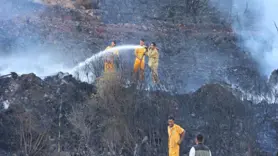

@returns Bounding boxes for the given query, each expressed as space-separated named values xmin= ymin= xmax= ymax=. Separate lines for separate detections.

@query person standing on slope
xmin=104 ymin=41 xmax=119 ymax=72
xmin=146 ymin=42 xmax=159 ymax=83
xmin=189 ymin=134 xmax=212 ymax=156
xmin=168 ymin=116 xmax=185 ymax=156
xmin=133 ymin=39 xmax=147 ymax=81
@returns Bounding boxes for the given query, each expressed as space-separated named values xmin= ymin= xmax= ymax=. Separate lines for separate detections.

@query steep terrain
xmin=0 ymin=0 xmax=278 ymax=156
xmin=0 ymin=72 xmax=277 ymax=156
xmin=0 ymin=0 xmax=259 ymax=92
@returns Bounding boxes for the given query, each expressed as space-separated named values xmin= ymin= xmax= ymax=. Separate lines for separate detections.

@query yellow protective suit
xmin=133 ymin=45 xmax=147 ymax=81
xmin=104 ymin=46 xmax=119 ymax=72
xmin=168 ymin=124 xmax=184 ymax=156
xmin=146 ymin=48 xmax=159 ymax=83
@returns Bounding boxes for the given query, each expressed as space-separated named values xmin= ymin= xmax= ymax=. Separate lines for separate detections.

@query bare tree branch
xmin=274 ymin=21 xmax=278 ymax=33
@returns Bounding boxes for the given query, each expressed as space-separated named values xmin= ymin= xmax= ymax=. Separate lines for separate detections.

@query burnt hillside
xmin=0 ymin=72 xmax=277 ymax=155
xmin=0 ymin=0 xmax=258 ymax=92
xmin=0 ymin=0 xmax=277 ymax=156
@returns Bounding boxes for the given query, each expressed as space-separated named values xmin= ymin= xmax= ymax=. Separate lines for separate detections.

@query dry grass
xmin=16 ymin=112 xmax=49 ymax=156
xmin=67 ymin=72 xmax=135 ymax=155
xmin=95 ymin=71 xmax=136 ymax=154
xmin=96 ymin=71 xmax=123 ymax=100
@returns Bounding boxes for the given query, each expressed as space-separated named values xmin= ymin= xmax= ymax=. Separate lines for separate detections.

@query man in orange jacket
xmin=133 ymin=39 xmax=147 ymax=81
xmin=104 ymin=41 xmax=119 ymax=72
xmin=168 ymin=116 xmax=185 ymax=156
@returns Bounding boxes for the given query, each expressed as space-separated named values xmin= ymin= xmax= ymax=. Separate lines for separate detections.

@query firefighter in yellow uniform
xmin=133 ymin=39 xmax=147 ymax=81
xmin=168 ymin=116 xmax=185 ymax=156
xmin=146 ymin=42 xmax=159 ymax=83
xmin=104 ymin=41 xmax=119 ymax=72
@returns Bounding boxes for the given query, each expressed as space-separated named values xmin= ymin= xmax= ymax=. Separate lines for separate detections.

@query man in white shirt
xmin=189 ymin=134 xmax=212 ymax=156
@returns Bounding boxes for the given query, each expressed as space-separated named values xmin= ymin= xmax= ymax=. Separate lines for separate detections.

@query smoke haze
xmin=0 ymin=0 xmax=74 ymax=76
xmin=210 ymin=0 xmax=278 ymax=76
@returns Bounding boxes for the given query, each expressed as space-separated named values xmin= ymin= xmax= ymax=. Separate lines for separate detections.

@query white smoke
xmin=0 ymin=46 xmax=73 ymax=77
xmin=210 ymin=0 xmax=278 ymax=76
xmin=0 ymin=1 xmax=64 ymax=76
xmin=0 ymin=1 xmax=142 ymax=80
xmin=0 ymin=0 xmax=79 ymax=77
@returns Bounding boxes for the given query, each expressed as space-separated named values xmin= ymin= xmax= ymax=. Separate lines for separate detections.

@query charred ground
xmin=0 ymin=0 xmax=277 ymax=156
xmin=0 ymin=72 xmax=277 ymax=156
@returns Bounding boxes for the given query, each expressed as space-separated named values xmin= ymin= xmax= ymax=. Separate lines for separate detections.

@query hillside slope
xmin=0 ymin=72 xmax=277 ymax=155
xmin=0 ymin=1 xmax=277 ymax=155
xmin=0 ymin=0 xmax=259 ymax=92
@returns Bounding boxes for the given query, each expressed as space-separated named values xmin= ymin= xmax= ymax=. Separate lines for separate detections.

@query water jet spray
xmin=69 ymin=45 xmax=142 ymax=82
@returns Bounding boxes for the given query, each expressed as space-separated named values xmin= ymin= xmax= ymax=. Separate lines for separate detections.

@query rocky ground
xmin=0 ymin=0 xmax=278 ymax=155
xmin=0 ymin=72 xmax=277 ymax=156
